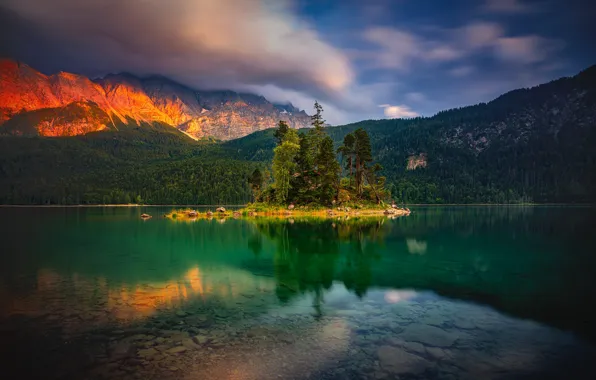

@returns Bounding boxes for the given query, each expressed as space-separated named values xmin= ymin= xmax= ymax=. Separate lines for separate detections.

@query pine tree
xmin=273 ymin=120 xmax=290 ymax=145
xmin=248 ymin=168 xmax=263 ymax=201
xmin=307 ymin=101 xmax=326 ymax=164
xmin=354 ymin=128 xmax=373 ymax=196
xmin=316 ymin=136 xmax=341 ymax=204
xmin=337 ymin=132 xmax=355 ymax=185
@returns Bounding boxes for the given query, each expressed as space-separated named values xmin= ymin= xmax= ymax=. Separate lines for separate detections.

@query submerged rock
xmin=400 ymin=324 xmax=460 ymax=348
xmin=377 ymin=345 xmax=428 ymax=375
xmin=166 ymin=346 xmax=187 ymax=354
xmin=140 ymin=213 xmax=152 ymax=219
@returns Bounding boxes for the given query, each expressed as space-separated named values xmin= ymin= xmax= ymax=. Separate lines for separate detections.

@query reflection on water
xmin=0 ymin=206 xmax=595 ymax=379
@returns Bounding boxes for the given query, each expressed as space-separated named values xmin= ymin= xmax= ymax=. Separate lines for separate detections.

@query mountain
xmin=0 ymin=59 xmax=310 ymax=140
xmin=0 ymin=64 xmax=595 ymax=205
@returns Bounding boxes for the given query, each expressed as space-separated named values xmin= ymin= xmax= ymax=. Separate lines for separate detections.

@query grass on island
xmin=163 ymin=202 xmax=410 ymax=222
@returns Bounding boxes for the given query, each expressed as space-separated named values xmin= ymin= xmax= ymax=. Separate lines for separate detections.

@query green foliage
xmin=0 ymin=123 xmax=258 ymax=205
xmin=273 ymin=120 xmax=289 ymax=145
xmin=272 ymin=128 xmax=300 ymax=203
xmin=316 ymin=136 xmax=341 ymax=204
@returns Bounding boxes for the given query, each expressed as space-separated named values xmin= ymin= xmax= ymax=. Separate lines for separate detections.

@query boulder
xmin=216 ymin=207 xmax=226 ymax=213
xmin=188 ymin=211 xmax=198 ymax=217
xmin=206 ymin=211 xmax=213 ymax=217
xmin=288 ymin=204 xmax=295 ymax=210
xmin=233 ymin=211 xmax=241 ymax=218
xmin=140 ymin=213 xmax=151 ymax=219
xmin=377 ymin=345 xmax=428 ymax=375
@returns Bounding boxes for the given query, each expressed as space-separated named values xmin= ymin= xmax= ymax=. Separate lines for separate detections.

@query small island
xmin=166 ymin=102 xmax=411 ymax=221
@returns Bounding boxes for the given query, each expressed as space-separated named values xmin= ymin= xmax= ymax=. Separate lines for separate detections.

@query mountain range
xmin=0 ymin=59 xmax=595 ymax=205
xmin=0 ymin=59 xmax=310 ymax=140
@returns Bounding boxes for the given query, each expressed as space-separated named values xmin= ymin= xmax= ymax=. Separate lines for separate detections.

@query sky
xmin=1 ymin=0 xmax=595 ymax=124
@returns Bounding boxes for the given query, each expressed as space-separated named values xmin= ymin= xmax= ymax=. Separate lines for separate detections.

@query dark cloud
xmin=0 ymin=0 xmax=354 ymax=113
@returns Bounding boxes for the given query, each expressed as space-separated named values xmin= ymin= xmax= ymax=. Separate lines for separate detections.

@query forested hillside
xmin=225 ymin=65 xmax=596 ymax=203
xmin=0 ymin=122 xmax=260 ymax=204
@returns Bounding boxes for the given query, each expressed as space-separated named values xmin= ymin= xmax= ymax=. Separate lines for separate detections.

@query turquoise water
xmin=0 ymin=206 xmax=595 ymax=379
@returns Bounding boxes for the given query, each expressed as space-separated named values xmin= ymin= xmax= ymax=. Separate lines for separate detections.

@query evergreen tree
xmin=316 ymin=136 xmax=341 ymax=204
xmin=354 ymin=128 xmax=373 ymax=196
xmin=273 ymin=121 xmax=290 ymax=145
xmin=248 ymin=168 xmax=263 ymax=201
xmin=337 ymin=132 xmax=355 ymax=185
xmin=307 ymin=101 xmax=327 ymax=165
xmin=272 ymin=128 xmax=300 ymax=204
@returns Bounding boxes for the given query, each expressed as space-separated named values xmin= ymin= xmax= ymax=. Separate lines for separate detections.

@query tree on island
xmin=272 ymin=128 xmax=300 ymax=203
xmin=337 ymin=132 xmax=356 ymax=185
xmin=248 ymin=168 xmax=263 ymax=201
xmin=265 ymin=102 xmax=388 ymax=207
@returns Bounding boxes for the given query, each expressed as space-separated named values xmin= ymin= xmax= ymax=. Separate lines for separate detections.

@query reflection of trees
xmin=253 ymin=218 xmax=388 ymax=315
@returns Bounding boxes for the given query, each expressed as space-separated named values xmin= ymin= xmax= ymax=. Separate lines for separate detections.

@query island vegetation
xmin=239 ymin=102 xmax=409 ymax=217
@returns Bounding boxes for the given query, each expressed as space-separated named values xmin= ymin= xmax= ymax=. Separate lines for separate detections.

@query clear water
xmin=0 ymin=206 xmax=595 ymax=379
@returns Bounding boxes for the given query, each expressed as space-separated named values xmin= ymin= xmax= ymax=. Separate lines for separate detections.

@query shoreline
xmin=0 ymin=203 xmax=593 ymax=208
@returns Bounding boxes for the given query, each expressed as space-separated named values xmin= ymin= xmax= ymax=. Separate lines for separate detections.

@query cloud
xmin=362 ymin=27 xmax=462 ymax=70
xmin=0 ymin=0 xmax=353 ymax=102
xmin=484 ymin=0 xmax=533 ymax=13
xmin=405 ymin=92 xmax=426 ymax=102
xmin=495 ymin=36 xmax=559 ymax=64
xmin=460 ymin=22 xmax=504 ymax=48
xmin=379 ymin=104 xmax=419 ymax=118
xmin=449 ymin=66 xmax=475 ymax=77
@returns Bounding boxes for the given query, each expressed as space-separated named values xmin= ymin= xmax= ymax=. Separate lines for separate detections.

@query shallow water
xmin=1 ymin=206 xmax=595 ymax=379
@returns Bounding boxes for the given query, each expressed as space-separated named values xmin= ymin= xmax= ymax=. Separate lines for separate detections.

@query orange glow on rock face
xmin=0 ymin=58 xmax=311 ymax=140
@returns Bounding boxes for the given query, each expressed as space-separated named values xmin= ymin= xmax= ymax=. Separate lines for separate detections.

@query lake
xmin=1 ymin=206 xmax=595 ymax=379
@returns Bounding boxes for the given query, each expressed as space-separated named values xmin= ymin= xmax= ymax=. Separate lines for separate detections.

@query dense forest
xmin=1 ymin=65 xmax=595 ymax=205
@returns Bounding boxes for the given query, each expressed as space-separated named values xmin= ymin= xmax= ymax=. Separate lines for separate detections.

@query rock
xmin=206 ymin=211 xmax=213 ymax=216
xmin=128 ymin=334 xmax=154 ymax=341
xmin=109 ymin=342 xmax=133 ymax=359
xmin=400 ymin=324 xmax=460 ymax=348
xmin=154 ymin=345 xmax=170 ymax=352
xmin=137 ymin=348 xmax=158 ymax=358
xmin=288 ymin=204 xmax=295 ymax=210
xmin=188 ymin=211 xmax=198 ymax=217
xmin=192 ymin=335 xmax=210 ymax=345
xmin=166 ymin=346 xmax=187 ymax=354
xmin=140 ymin=213 xmax=151 ymax=219
xmin=377 ymin=345 xmax=428 ymax=375
xmin=182 ymin=338 xmax=200 ymax=350
xmin=247 ymin=326 xmax=271 ymax=338
xmin=426 ymin=347 xmax=448 ymax=361
xmin=216 ymin=207 xmax=226 ymax=213
xmin=233 ymin=211 xmax=241 ymax=218
xmin=452 ymin=318 xmax=475 ymax=330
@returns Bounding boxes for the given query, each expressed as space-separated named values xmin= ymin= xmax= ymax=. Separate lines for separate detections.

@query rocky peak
xmin=0 ymin=59 xmax=311 ymax=140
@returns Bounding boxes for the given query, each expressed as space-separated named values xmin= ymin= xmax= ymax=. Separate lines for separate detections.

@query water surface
xmin=1 ymin=206 xmax=595 ymax=379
